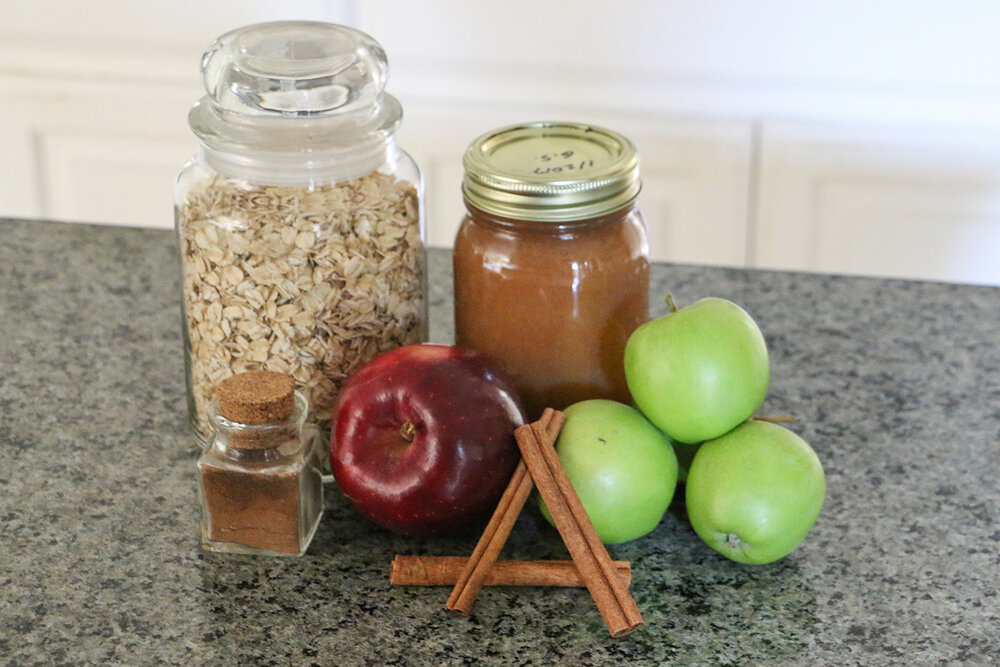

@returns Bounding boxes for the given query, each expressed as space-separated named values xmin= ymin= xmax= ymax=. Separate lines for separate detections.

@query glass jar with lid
xmin=175 ymin=22 xmax=427 ymax=445
xmin=454 ymin=122 xmax=650 ymax=420
xmin=198 ymin=370 xmax=323 ymax=556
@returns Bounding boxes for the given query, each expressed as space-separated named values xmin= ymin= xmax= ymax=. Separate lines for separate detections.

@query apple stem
xmin=399 ymin=422 xmax=416 ymax=442
xmin=752 ymin=414 xmax=799 ymax=423
xmin=664 ymin=294 xmax=678 ymax=313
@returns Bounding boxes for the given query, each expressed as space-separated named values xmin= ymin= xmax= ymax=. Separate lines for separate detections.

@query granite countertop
xmin=1 ymin=218 xmax=998 ymax=665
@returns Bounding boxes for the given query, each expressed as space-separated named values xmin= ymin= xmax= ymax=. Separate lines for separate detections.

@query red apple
xmin=331 ymin=344 xmax=526 ymax=537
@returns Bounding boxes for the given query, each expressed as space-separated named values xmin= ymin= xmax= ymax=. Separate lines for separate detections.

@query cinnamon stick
xmin=392 ymin=555 xmax=631 ymax=588
xmin=445 ymin=408 xmax=565 ymax=614
xmin=517 ymin=414 xmax=644 ymax=638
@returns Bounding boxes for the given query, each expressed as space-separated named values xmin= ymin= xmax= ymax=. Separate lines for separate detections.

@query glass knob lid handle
xmin=199 ymin=21 xmax=389 ymax=116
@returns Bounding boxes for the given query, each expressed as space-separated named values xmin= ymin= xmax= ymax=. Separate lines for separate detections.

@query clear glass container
xmin=454 ymin=122 xmax=650 ymax=419
xmin=175 ymin=21 xmax=427 ymax=445
xmin=198 ymin=389 xmax=323 ymax=556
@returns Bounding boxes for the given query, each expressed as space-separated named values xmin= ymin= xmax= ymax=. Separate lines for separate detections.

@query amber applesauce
xmin=454 ymin=122 xmax=650 ymax=418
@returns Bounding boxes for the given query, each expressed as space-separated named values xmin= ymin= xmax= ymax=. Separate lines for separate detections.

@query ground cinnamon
xmin=200 ymin=467 xmax=305 ymax=554
xmin=392 ymin=556 xmax=631 ymax=588
xmin=198 ymin=370 xmax=323 ymax=556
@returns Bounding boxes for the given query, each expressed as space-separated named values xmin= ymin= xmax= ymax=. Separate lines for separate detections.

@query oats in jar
xmin=177 ymin=169 xmax=426 ymax=441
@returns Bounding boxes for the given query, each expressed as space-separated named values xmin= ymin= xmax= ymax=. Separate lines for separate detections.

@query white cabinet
xmin=0 ymin=53 xmax=752 ymax=261
xmin=3 ymin=1 xmax=1000 ymax=285
xmin=754 ymin=122 xmax=1000 ymax=285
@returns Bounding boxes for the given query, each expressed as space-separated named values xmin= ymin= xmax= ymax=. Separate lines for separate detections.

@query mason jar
xmin=454 ymin=122 xmax=650 ymax=419
xmin=175 ymin=22 xmax=427 ymax=445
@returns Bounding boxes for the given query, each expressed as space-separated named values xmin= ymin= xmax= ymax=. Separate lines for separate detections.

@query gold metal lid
xmin=462 ymin=121 xmax=641 ymax=222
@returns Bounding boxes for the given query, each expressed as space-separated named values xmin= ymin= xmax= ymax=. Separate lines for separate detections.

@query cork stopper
xmin=216 ymin=370 xmax=296 ymax=426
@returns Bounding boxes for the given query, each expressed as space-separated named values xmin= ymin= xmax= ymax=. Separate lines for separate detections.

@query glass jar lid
xmin=462 ymin=122 xmax=641 ymax=222
xmin=188 ymin=21 xmax=402 ymax=185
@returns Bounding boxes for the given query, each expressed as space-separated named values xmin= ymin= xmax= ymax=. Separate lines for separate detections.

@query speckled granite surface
xmin=1 ymin=218 xmax=998 ymax=665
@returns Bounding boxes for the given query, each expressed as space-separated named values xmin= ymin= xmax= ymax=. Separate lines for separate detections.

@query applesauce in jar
xmin=454 ymin=122 xmax=650 ymax=419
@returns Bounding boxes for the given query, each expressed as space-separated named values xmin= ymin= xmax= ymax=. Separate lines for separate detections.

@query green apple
xmin=538 ymin=399 xmax=678 ymax=544
xmin=685 ymin=420 xmax=825 ymax=564
xmin=624 ymin=297 xmax=769 ymax=443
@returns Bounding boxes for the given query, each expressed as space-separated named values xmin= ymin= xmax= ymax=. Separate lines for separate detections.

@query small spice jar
xmin=454 ymin=122 xmax=650 ymax=419
xmin=198 ymin=370 xmax=323 ymax=556
xmin=175 ymin=22 xmax=427 ymax=445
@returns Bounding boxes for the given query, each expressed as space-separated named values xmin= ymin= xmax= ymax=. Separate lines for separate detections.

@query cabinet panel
xmin=0 ymin=79 xmax=198 ymax=229
xmin=754 ymin=122 xmax=1000 ymax=285
xmin=629 ymin=121 xmax=751 ymax=266
xmin=39 ymin=130 xmax=195 ymax=228
xmin=0 ymin=121 xmax=40 ymax=220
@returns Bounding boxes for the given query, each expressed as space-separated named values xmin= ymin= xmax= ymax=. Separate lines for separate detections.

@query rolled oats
xmin=177 ymin=170 xmax=425 ymax=441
